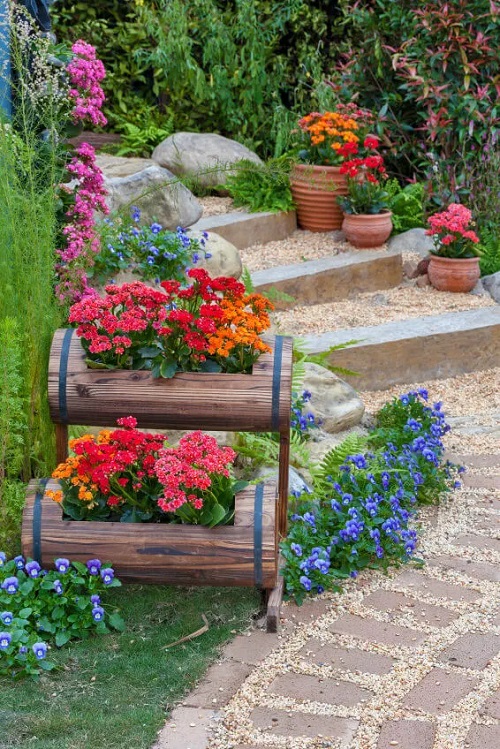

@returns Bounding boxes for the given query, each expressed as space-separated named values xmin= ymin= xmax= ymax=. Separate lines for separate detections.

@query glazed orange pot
xmin=342 ymin=211 xmax=393 ymax=249
xmin=290 ymin=164 xmax=348 ymax=232
xmin=428 ymin=255 xmax=480 ymax=293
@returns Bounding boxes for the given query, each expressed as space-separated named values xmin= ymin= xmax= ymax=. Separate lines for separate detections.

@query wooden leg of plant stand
xmin=55 ymin=423 xmax=69 ymax=465
xmin=265 ymin=555 xmax=285 ymax=633
xmin=278 ymin=431 xmax=290 ymax=538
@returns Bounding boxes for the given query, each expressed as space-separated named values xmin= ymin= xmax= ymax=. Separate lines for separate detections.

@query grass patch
xmin=0 ymin=584 xmax=259 ymax=748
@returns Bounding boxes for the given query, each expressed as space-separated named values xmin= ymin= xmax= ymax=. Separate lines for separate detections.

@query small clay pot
xmin=342 ymin=211 xmax=393 ymax=249
xmin=427 ymin=255 xmax=480 ymax=293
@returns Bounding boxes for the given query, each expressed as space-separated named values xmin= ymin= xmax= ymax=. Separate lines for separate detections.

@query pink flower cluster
xmin=56 ymin=143 xmax=109 ymax=303
xmin=54 ymin=41 xmax=109 ymax=304
xmin=426 ymin=203 xmax=479 ymax=246
xmin=68 ymin=40 xmax=107 ymax=127
xmin=68 ymin=281 xmax=167 ymax=355
xmin=155 ymin=432 xmax=236 ymax=513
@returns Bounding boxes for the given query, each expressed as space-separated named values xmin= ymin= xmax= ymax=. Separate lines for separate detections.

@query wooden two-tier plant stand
xmin=22 ymin=328 xmax=293 ymax=631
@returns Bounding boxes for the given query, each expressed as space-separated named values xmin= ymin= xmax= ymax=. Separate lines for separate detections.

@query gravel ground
xmin=199 ymin=196 xmax=241 ymax=216
xmin=361 ymin=369 xmax=500 ymax=456
xmin=274 ymin=284 xmax=495 ymax=335
xmin=241 ymin=230 xmax=351 ymax=271
xmin=361 ymin=370 xmax=500 ymax=418
xmin=206 ymin=466 xmax=500 ymax=749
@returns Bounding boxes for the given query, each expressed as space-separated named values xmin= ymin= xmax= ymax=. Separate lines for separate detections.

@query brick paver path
xmin=154 ymin=454 xmax=500 ymax=749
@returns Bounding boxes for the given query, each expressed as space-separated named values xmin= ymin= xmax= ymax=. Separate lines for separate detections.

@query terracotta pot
xmin=342 ymin=211 xmax=393 ymax=249
xmin=428 ymin=255 xmax=480 ymax=293
xmin=290 ymin=163 xmax=348 ymax=232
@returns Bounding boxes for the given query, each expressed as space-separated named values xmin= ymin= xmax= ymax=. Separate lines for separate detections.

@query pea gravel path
xmin=153 ymin=439 xmax=500 ymax=749
xmin=156 ymin=196 xmax=500 ymax=748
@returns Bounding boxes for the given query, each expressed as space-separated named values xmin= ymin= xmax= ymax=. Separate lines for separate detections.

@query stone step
xmin=302 ymin=307 xmax=500 ymax=390
xmin=252 ymin=248 xmax=402 ymax=309
xmin=191 ymin=210 xmax=296 ymax=250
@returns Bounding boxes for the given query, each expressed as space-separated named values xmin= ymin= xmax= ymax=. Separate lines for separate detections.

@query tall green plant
xmin=0 ymin=15 xmax=63 ymax=482
xmin=0 ymin=319 xmax=27 ymax=554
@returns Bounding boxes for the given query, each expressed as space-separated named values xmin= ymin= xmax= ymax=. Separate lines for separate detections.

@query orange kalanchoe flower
xmin=296 ymin=107 xmax=375 ymax=166
xmin=207 ymin=293 xmax=274 ymax=371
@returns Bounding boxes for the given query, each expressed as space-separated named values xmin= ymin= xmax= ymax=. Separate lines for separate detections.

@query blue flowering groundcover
xmin=281 ymin=390 xmax=463 ymax=603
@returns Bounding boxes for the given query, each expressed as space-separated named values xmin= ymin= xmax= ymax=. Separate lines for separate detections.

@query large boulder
xmin=482 ymin=271 xmax=500 ymax=303
xmin=388 ymin=228 xmax=434 ymax=257
xmin=103 ymin=164 xmax=202 ymax=230
xmin=95 ymin=154 xmax=155 ymax=178
xmin=303 ymin=362 xmax=365 ymax=434
xmin=188 ymin=230 xmax=242 ymax=279
xmin=152 ymin=132 xmax=262 ymax=188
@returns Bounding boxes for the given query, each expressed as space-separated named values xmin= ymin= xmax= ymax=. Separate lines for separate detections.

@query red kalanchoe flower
xmin=363 ymin=135 xmax=380 ymax=149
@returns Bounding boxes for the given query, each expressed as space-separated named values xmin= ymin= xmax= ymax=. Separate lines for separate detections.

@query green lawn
xmin=0 ymin=585 xmax=259 ymax=749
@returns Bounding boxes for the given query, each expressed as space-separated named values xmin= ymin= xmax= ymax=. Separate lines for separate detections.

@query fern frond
xmin=311 ymin=434 xmax=368 ymax=490
xmin=289 ymin=431 xmax=312 ymax=469
xmin=263 ymin=286 xmax=295 ymax=304
xmin=292 ymin=339 xmax=361 ymax=378
xmin=241 ymin=266 xmax=255 ymax=293
xmin=291 ymin=360 xmax=306 ymax=392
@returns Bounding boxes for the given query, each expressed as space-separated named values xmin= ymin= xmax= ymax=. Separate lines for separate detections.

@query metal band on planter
xmin=32 ymin=478 xmax=48 ymax=565
xmin=253 ymin=482 xmax=264 ymax=587
xmin=271 ymin=334 xmax=284 ymax=432
xmin=58 ymin=327 xmax=74 ymax=425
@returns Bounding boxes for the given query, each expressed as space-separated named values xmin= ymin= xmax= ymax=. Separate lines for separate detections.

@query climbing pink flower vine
xmin=55 ymin=143 xmax=109 ymax=303
xmin=67 ymin=40 xmax=107 ymax=128
xmin=56 ymin=41 xmax=109 ymax=304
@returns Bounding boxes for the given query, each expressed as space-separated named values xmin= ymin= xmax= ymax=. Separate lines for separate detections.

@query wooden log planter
xmin=22 ymin=479 xmax=278 ymax=589
xmin=47 ymin=328 xmax=293 ymax=537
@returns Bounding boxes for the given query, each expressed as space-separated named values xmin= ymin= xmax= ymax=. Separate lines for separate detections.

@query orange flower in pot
xmin=337 ymin=137 xmax=393 ymax=249
xmin=290 ymin=104 xmax=374 ymax=232
xmin=425 ymin=204 xmax=481 ymax=293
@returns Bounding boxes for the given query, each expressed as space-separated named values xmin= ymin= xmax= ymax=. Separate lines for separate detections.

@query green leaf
xmin=71 ymin=561 xmax=88 ymax=574
xmin=51 ymin=606 xmax=64 ymax=621
xmin=18 ymin=607 xmax=33 ymax=618
xmin=84 ymin=358 xmax=110 ymax=370
xmin=199 ymin=359 xmax=222 ymax=373
xmin=232 ymin=479 xmax=249 ymax=494
xmin=39 ymin=660 xmax=56 ymax=671
xmin=160 ymin=359 xmax=177 ymax=378
xmin=137 ymin=345 xmax=162 ymax=357
xmin=108 ymin=612 xmax=126 ymax=632
xmin=208 ymin=503 xmax=228 ymax=527
xmin=55 ymin=631 xmax=71 ymax=647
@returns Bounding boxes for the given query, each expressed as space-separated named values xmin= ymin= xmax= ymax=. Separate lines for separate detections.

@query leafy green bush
xmin=52 ymin=0 xmax=346 ymax=157
xmin=0 ymin=45 xmax=63 ymax=496
xmin=115 ymin=117 xmax=174 ymax=158
xmin=386 ymin=180 xmax=425 ymax=234
xmin=0 ymin=553 xmax=124 ymax=678
xmin=223 ymin=159 xmax=294 ymax=213
xmin=478 ymin=225 xmax=500 ymax=277
xmin=282 ymin=390 xmax=462 ymax=603
xmin=333 ymin=1 xmax=499 ymax=220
